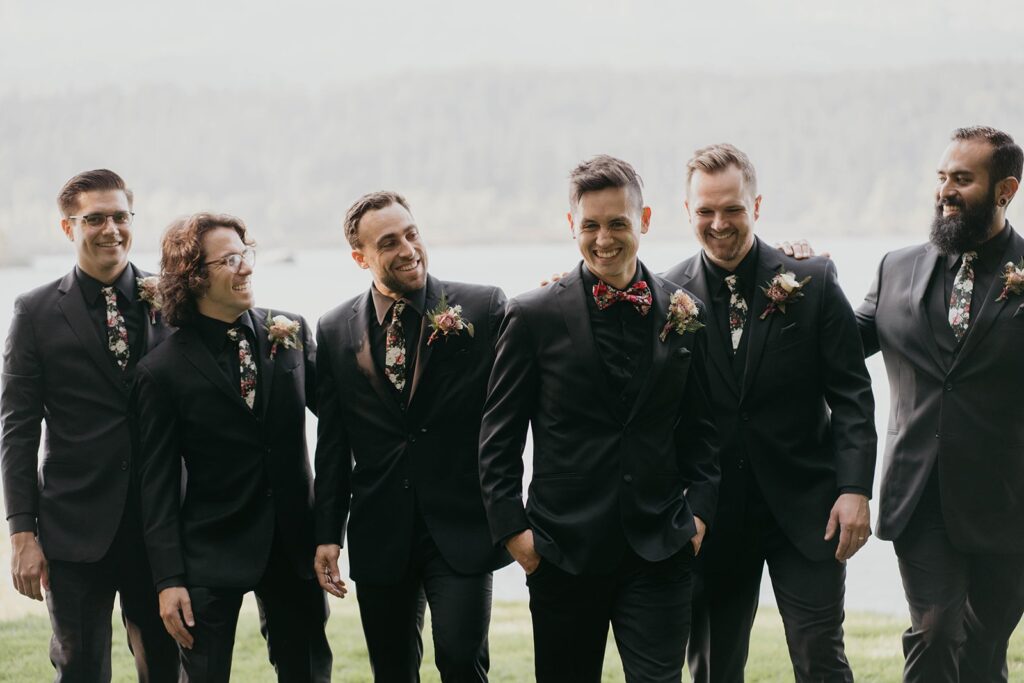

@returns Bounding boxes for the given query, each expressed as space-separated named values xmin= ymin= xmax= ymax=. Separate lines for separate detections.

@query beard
xmin=929 ymin=187 xmax=997 ymax=255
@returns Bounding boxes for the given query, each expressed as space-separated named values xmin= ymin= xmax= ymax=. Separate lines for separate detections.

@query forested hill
xmin=2 ymin=65 xmax=1022 ymax=262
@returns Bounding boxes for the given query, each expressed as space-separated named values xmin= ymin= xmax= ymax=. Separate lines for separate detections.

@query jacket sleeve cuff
xmin=8 ymin=514 xmax=36 ymax=536
xmin=155 ymin=575 xmax=186 ymax=592
xmin=838 ymin=486 xmax=871 ymax=499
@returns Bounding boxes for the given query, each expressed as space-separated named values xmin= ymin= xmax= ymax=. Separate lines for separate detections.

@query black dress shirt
xmin=194 ymin=312 xmax=260 ymax=408
xmin=581 ymin=263 xmax=653 ymax=408
xmin=929 ymin=222 xmax=1012 ymax=363
xmin=370 ymin=284 xmax=426 ymax=406
xmin=700 ymin=240 xmax=759 ymax=379
xmin=75 ymin=265 xmax=145 ymax=375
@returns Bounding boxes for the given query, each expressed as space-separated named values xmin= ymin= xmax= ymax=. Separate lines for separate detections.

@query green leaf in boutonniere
xmin=427 ymin=294 xmax=474 ymax=346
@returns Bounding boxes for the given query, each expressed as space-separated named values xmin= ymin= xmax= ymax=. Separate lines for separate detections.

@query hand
xmin=505 ymin=529 xmax=541 ymax=574
xmin=539 ymin=272 xmax=568 ymax=287
xmin=824 ymin=493 xmax=871 ymax=561
xmin=159 ymin=586 xmax=195 ymax=649
xmin=11 ymin=531 xmax=48 ymax=601
xmin=314 ymin=544 xmax=348 ymax=598
xmin=775 ymin=239 xmax=830 ymax=260
xmin=690 ymin=516 xmax=707 ymax=556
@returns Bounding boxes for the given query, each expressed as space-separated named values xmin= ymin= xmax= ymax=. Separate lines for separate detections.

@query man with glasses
xmin=132 ymin=213 xmax=331 ymax=682
xmin=1 ymin=169 xmax=179 ymax=681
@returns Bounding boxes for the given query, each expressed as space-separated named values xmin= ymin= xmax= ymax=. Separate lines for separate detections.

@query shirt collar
xmin=76 ymin=264 xmax=138 ymax=306
xmin=581 ymin=260 xmax=645 ymax=292
xmin=195 ymin=311 xmax=257 ymax=353
xmin=945 ymin=221 xmax=1011 ymax=272
xmin=371 ymin=283 xmax=427 ymax=326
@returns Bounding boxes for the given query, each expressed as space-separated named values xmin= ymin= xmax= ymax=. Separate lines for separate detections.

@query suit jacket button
xmin=120 ymin=460 xmax=128 ymax=471
xmin=740 ymin=412 xmax=750 ymax=422
xmin=737 ymin=460 xmax=744 ymax=470
xmin=623 ymin=474 xmax=633 ymax=483
xmin=402 ymin=479 xmax=410 ymax=489
xmin=266 ymin=488 xmax=272 ymax=497
xmin=944 ymin=382 xmax=953 ymax=392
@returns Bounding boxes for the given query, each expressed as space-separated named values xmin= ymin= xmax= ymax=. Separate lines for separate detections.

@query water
xmin=0 ymin=234 xmax=911 ymax=616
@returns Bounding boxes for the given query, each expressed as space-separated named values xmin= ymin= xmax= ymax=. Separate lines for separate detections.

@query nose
xmin=397 ymin=237 xmax=417 ymax=258
xmin=938 ymin=177 xmax=956 ymax=199
xmin=238 ymin=259 xmax=254 ymax=276
xmin=711 ymin=213 xmax=727 ymax=231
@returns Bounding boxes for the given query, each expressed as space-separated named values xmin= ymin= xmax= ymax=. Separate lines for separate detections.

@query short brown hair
xmin=685 ymin=144 xmax=758 ymax=198
xmin=568 ymin=155 xmax=644 ymax=214
xmin=159 ymin=213 xmax=254 ymax=327
xmin=951 ymin=126 xmax=1023 ymax=184
xmin=343 ymin=191 xmax=412 ymax=248
xmin=57 ymin=169 xmax=134 ymax=217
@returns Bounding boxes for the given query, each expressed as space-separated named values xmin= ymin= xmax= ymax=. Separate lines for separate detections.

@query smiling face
xmin=686 ymin=165 xmax=760 ymax=271
xmin=351 ymin=202 xmax=429 ymax=298
xmin=930 ymin=138 xmax=1000 ymax=254
xmin=60 ymin=189 xmax=133 ymax=283
xmin=567 ymin=185 xmax=650 ymax=289
xmin=196 ymin=226 xmax=255 ymax=322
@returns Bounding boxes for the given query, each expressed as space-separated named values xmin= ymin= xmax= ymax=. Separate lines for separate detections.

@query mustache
xmin=937 ymin=196 xmax=965 ymax=209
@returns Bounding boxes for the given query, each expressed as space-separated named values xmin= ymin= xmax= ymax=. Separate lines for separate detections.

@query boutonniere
xmin=136 ymin=276 xmax=162 ymax=324
xmin=659 ymin=290 xmax=704 ymax=342
xmin=427 ymin=294 xmax=475 ymax=346
xmin=264 ymin=312 xmax=302 ymax=359
xmin=759 ymin=271 xmax=811 ymax=319
xmin=995 ymin=258 xmax=1024 ymax=302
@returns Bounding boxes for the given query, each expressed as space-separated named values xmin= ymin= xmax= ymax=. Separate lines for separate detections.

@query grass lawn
xmin=2 ymin=601 xmax=1022 ymax=682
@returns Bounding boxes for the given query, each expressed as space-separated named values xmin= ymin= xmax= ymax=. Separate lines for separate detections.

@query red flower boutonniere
xmin=759 ymin=271 xmax=811 ymax=319
xmin=136 ymin=276 xmax=162 ymax=324
xmin=427 ymin=294 xmax=474 ymax=346
xmin=995 ymin=258 xmax=1024 ymax=302
xmin=659 ymin=290 xmax=704 ymax=342
xmin=265 ymin=312 xmax=302 ymax=359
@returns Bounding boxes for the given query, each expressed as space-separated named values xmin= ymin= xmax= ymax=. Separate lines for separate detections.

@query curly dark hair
xmin=159 ymin=213 xmax=254 ymax=327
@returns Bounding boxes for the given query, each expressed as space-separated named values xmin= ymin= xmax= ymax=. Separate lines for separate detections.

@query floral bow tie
xmin=592 ymin=280 xmax=652 ymax=316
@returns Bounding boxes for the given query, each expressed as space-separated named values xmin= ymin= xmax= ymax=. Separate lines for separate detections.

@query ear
xmin=566 ymin=211 xmax=575 ymax=239
xmin=640 ymin=206 xmax=652 ymax=235
xmin=683 ymin=199 xmax=692 ymax=222
xmin=753 ymin=194 xmax=763 ymax=221
xmin=997 ymin=177 xmax=1020 ymax=206
xmin=351 ymin=249 xmax=368 ymax=269
xmin=60 ymin=218 xmax=74 ymax=242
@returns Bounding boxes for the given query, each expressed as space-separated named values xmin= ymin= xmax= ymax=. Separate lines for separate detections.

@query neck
xmin=595 ymin=259 xmax=639 ymax=290
xmin=984 ymin=214 xmax=1007 ymax=243
xmin=79 ymin=260 xmax=128 ymax=286
xmin=373 ymin=280 xmax=404 ymax=301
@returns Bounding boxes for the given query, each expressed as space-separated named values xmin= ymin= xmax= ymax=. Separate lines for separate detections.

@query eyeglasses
xmin=68 ymin=212 xmax=134 ymax=227
xmin=205 ymin=248 xmax=256 ymax=272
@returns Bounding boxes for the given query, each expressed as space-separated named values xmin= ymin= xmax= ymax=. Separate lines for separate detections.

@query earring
xmin=999 ymin=198 xmax=1007 ymax=206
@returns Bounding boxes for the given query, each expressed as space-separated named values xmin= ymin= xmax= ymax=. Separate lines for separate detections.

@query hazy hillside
xmin=2 ymin=65 xmax=1022 ymax=261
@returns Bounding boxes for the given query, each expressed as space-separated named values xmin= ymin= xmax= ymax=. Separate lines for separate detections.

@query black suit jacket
xmin=478 ymin=263 xmax=720 ymax=575
xmin=1 ymin=265 xmax=172 ymax=562
xmin=857 ymin=226 xmax=1024 ymax=553
xmin=132 ymin=308 xmax=317 ymax=589
xmin=664 ymin=241 xmax=876 ymax=564
xmin=313 ymin=275 xmax=510 ymax=584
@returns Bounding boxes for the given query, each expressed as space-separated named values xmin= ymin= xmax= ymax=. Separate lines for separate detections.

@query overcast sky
xmin=2 ymin=0 xmax=1020 ymax=93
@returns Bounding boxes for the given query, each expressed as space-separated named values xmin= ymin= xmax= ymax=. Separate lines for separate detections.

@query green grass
xmin=1 ymin=602 xmax=1022 ymax=682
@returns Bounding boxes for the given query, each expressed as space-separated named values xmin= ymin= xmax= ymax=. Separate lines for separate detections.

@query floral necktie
xmin=101 ymin=286 xmax=130 ymax=371
xmin=948 ymin=251 xmax=977 ymax=341
xmin=227 ymin=327 xmax=258 ymax=409
xmin=384 ymin=301 xmax=407 ymax=392
xmin=724 ymin=274 xmax=748 ymax=353
xmin=592 ymin=280 xmax=653 ymax=316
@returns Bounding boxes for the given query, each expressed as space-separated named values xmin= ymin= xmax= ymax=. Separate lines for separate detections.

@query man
xmin=313 ymin=191 xmax=508 ymax=682
xmin=662 ymin=144 xmax=876 ymax=683
xmin=1 ymin=169 xmax=179 ymax=681
xmin=479 ymin=155 xmax=719 ymax=682
xmin=132 ymin=213 xmax=331 ymax=682
xmin=856 ymin=126 xmax=1024 ymax=682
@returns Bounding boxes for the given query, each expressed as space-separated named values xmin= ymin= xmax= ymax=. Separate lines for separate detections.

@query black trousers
xmin=179 ymin=536 xmax=332 ymax=683
xmin=355 ymin=525 xmax=493 ymax=683
xmin=894 ymin=473 xmax=1024 ymax=683
xmin=46 ymin=512 xmax=179 ymax=683
xmin=527 ymin=547 xmax=694 ymax=683
xmin=687 ymin=484 xmax=852 ymax=683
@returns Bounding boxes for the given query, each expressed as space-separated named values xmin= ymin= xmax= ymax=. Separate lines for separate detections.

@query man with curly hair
xmin=132 ymin=213 xmax=331 ymax=682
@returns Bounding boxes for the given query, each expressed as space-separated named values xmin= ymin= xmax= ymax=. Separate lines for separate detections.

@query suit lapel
xmin=627 ymin=273 xmax=675 ymax=423
xmin=409 ymin=275 xmax=442 ymax=403
xmin=177 ymin=326 xmax=254 ymax=414
xmin=56 ymin=270 xmax=128 ymax=395
xmin=672 ymin=256 xmax=739 ymax=397
xmin=953 ymin=227 xmax=1024 ymax=368
xmin=555 ymin=266 xmax=617 ymax=411
xmin=348 ymin=291 xmax=406 ymax=422
xmin=908 ymin=246 xmax=947 ymax=371
xmin=250 ymin=310 xmax=276 ymax=419
xmin=740 ymin=244 xmax=783 ymax=401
